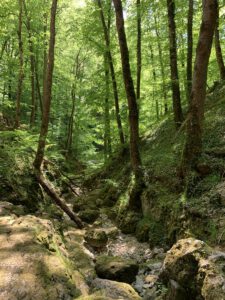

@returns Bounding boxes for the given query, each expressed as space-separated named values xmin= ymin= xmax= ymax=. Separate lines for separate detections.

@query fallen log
xmin=35 ymin=170 xmax=84 ymax=229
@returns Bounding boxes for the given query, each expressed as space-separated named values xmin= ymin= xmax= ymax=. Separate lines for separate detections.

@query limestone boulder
xmin=92 ymin=278 xmax=141 ymax=300
xmin=161 ymin=238 xmax=225 ymax=300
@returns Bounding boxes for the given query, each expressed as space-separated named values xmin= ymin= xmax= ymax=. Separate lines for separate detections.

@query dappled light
xmin=0 ymin=0 xmax=225 ymax=299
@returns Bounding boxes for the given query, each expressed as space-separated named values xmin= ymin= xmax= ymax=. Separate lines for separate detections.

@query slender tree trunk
xmin=154 ymin=15 xmax=168 ymax=114
xmin=149 ymin=45 xmax=159 ymax=120
xmin=66 ymin=83 xmax=76 ymax=154
xmin=187 ymin=0 xmax=193 ymax=102
xmin=66 ymin=50 xmax=82 ymax=155
xmin=215 ymin=4 xmax=225 ymax=80
xmin=167 ymin=0 xmax=183 ymax=128
xmin=23 ymin=0 xmax=36 ymax=127
xmin=33 ymin=0 xmax=84 ymax=228
xmin=35 ymin=54 xmax=43 ymax=115
xmin=97 ymin=0 xmax=125 ymax=145
xmin=104 ymin=53 xmax=112 ymax=161
xmin=136 ymin=0 xmax=141 ymax=104
xmin=33 ymin=0 xmax=57 ymax=170
xmin=15 ymin=0 xmax=24 ymax=128
xmin=43 ymin=12 xmax=48 ymax=98
xmin=181 ymin=0 xmax=217 ymax=175
xmin=0 ymin=39 xmax=7 ymax=60
xmin=6 ymin=41 xmax=13 ymax=102
xmin=113 ymin=0 xmax=144 ymax=210
xmin=180 ymin=29 xmax=187 ymax=98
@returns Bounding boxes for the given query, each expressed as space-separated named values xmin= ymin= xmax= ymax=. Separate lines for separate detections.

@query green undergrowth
xmin=0 ymin=129 xmax=65 ymax=211
xmin=0 ymin=130 xmax=41 ymax=210
xmin=82 ymin=81 xmax=225 ymax=248
xmin=2 ymin=82 xmax=225 ymax=249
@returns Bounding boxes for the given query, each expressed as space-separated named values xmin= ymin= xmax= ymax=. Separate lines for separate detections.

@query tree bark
xmin=136 ymin=0 xmax=141 ymax=104
xmin=167 ymin=0 xmax=183 ymax=128
xmin=104 ymin=52 xmax=112 ymax=161
xmin=97 ymin=0 xmax=125 ymax=145
xmin=43 ymin=12 xmax=48 ymax=98
xmin=181 ymin=0 xmax=217 ymax=174
xmin=35 ymin=54 xmax=43 ymax=115
xmin=66 ymin=83 xmax=76 ymax=155
xmin=66 ymin=49 xmax=83 ymax=156
xmin=149 ymin=45 xmax=159 ymax=120
xmin=215 ymin=4 xmax=225 ymax=80
xmin=187 ymin=0 xmax=193 ymax=102
xmin=153 ymin=14 xmax=168 ymax=114
xmin=23 ymin=0 xmax=36 ymax=127
xmin=113 ymin=0 xmax=143 ymax=210
xmin=15 ymin=0 xmax=24 ymax=128
xmin=33 ymin=0 xmax=57 ymax=170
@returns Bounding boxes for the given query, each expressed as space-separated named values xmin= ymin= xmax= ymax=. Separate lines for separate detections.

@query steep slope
xmin=77 ymin=81 xmax=225 ymax=249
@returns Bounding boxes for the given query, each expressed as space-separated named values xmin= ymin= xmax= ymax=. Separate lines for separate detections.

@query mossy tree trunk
xmin=181 ymin=0 xmax=217 ymax=175
xmin=113 ymin=0 xmax=144 ymax=210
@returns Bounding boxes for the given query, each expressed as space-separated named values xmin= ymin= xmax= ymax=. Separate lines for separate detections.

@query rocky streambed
xmin=0 ymin=201 xmax=225 ymax=300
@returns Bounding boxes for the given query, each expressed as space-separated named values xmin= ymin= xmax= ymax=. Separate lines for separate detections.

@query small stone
xmin=84 ymin=229 xmax=108 ymax=249
xmin=144 ymin=274 xmax=158 ymax=284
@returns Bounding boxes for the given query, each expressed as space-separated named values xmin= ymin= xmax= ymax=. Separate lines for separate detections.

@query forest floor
xmin=1 ymin=82 xmax=225 ymax=299
xmin=0 ymin=199 xmax=164 ymax=299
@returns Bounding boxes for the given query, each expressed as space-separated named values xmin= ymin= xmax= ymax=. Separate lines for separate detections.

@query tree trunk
xmin=33 ymin=0 xmax=83 ymax=228
xmin=35 ymin=54 xmax=43 ymax=115
xmin=154 ymin=14 xmax=168 ymax=114
xmin=136 ymin=0 xmax=141 ymax=104
xmin=181 ymin=0 xmax=217 ymax=174
xmin=23 ymin=0 xmax=36 ymax=127
xmin=104 ymin=52 xmax=112 ymax=161
xmin=33 ymin=0 xmax=57 ymax=170
xmin=149 ymin=45 xmax=159 ymax=120
xmin=66 ymin=50 xmax=82 ymax=156
xmin=15 ymin=0 xmax=24 ymax=128
xmin=187 ymin=0 xmax=193 ymax=102
xmin=43 ymin=12 xmax=48 ymax=98
xmin=97 ymin=0 xmax=125 ymax=145
xmin=66 ymin=83 xmax=76 ymax=155
xmin=113 ymin=0 xmax=144 ymax=210
xmin=0 ymin=39 xmax=7 ymax=60
xmin=167 ymin=0 xmax=183 ymax=128
xmin=215 ymin=4 xmax=225 ymax=80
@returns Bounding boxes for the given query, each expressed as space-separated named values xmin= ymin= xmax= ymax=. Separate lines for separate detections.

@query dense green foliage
xmin=0 ymin=0 xmax=224 ymax=164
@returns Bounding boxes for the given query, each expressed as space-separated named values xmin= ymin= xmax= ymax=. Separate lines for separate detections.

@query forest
xmin=0 ymin=0 xmax=225 ymax=299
